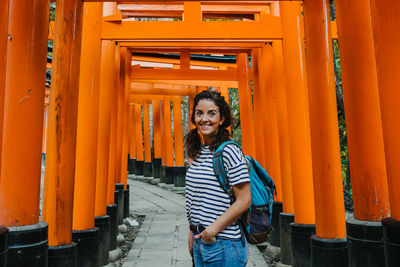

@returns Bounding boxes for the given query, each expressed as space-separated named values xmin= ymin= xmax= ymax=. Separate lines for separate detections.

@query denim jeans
xmin=193 ymin=236 xmax=248 ymax=267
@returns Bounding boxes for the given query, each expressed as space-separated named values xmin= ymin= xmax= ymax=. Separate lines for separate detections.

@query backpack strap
xmin=213 ymin=140 xmax=247 ymax=245
xmin=212 ymin=140 xmax=241 ymax=204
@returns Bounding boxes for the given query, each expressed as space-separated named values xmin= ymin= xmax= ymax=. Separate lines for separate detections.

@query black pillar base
xmin=269 ymin=201 xmax=283 ymax=246
xmin=124 ymin=185 xmax=130 ymax=219
xmin=382 ymin=217 xmax=400 ymax=267
xmin=165 ymin=166 xmax=174 ymax=184
xmin=48 ymin=243 xmax=77 ymax=267
xmin=135 ymin=160 xmax=144 ymax=175
xmin=160 ymin=165 xmax=166 ymax=183
xmin=173 ymin=166 xmax=187 ymax=187
xmin=311 ymin=235 xmax=348 ymax=267
xmin=128 ymin=158 xmax=136 ymax=174
xmin=95 ymin=215 xmax=110 ymax=266
xmin=8 ymin=221 xmax=48 ymax=266
xmin=143 ymin=162 xmax=153 ymax=177
xmin=346 ymin=216 xmax=385 ymax=267
xmin=0 ymin=226 xmax=8 ymax=266
xmin=106 ymin=204 xmax=118 ymax=251
xmin=115 ymin=184 xmax=125 ymax=225
xmin=72 ymin=228 xmax=99 ymax=267
xmin=152 ymin=158 xmax=162 ymax=178
xmin=290 ymin=223 xmax=315 ymax=267
xmin=280 ymin=213 xmax=294 ymax=265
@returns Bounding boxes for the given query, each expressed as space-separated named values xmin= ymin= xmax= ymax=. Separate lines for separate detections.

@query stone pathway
xmin=123 ymin=177 xmax=267 ymax=267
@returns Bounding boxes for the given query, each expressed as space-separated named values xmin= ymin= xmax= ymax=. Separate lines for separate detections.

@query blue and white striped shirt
xmin=185 ymin=143 xmax=250 ymax=239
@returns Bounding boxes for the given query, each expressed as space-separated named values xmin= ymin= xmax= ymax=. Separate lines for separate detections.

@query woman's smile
xmin=194 ymin=99 xmax=225 ymax=145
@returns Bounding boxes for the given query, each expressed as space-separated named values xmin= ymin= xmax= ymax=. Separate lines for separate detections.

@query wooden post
xmin=143 ymin=102 xmax=153 ymax=177
xmin=272 ymin=41 xmax=294 ymax=215
xmin=251 ymin=49 xmax=266 ymax=167
xmin=0 ymin=0 xmax=9 ymax=168
xmin=370 ymin=1 xmax=400 ymax=264
xmin=73 ymin=1 xmax=102 ymax=231
xmin=107 ymin=45 xmax=120 ymax=193
xmin=120 ymin=52 xmax=131 ymax=186
xmin=280 ymin=1 xmax=315 ymax=225
xmin=152 ymin=100 xmax=162 ymax=178
xmin=43 ymin=0 xmax=83 ymax=247
xmin=335 ymin=0 xmax=390 ymax=221
xmin=97 ymin=39 xmax=116 ymax=209
xmin=1 ymin=0 xmax=49 ymax=226
xmin=237 ymin=53 xmax=256 ymax=158
xmin=164 ymin=97 xmax=175 ymax=184
xmin=127 ymin=103 xmax=137 ymax=174
xmin=280 ymin=2 xmax=316 ymax=265
xmin=172 ymin=96 xmax=184 ymax=167
xmin=135 ymin=104 xmax=144 ymax=164
xmin=302 ymin=0 xmax=348 ymax=265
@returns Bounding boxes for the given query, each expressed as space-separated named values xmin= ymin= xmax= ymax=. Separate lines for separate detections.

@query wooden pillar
xmin=164 ymin=97 xmax=174 ymax=168
xmin=96 ymin=39 xmax=116 ymax=209
xmin=43 ymin=0 xmax=83 ymax=246
xmin=370 ymin=0 xmax=400 ymax=221
xmin=237 ymin=53 xmax=256 ymax=157
xmin=107 ymin=45 xmax=120 ymax=194
xmin=115 ymin=48 xmax=127 ymax=183
xmin=135 ymin=104 xmax=144 ymax=162
xmin=251 ymin=49 xmax=266 ymax=167
xmin=72 ymin=2 xmax=102 ymax=231
xmin=335 ymin=0 xmax=390 ymax=221
xmin=143 ymin=103 xmax=151 ymax=163
xmin=370 ymin=2 xmax=400 ymax=263
xmin=42 ymin=105 xmax=49 ymax=155
xmin=0 ymin=0 xmax=9 ymax=167
xmin=128 ymin=103 xmax=137 ymax=159
xmin=172 ymin=96 xmax=184 ymax=166
xmin=280 ymin=1 xmax=315 ymax=226
xmin=0 ymin=0 xmax=49 ymax=226
xmin=258 ymin=45 xmax=283 ymax=202
xmin=303 ymin=0 xmax=346 ymax=239
xmin=152 ymin=100 xmax=162 ymax=160
xmin=272 ymin=41 xmax=294 ymax=215
xmin=160 ymin=100 xmax=166 ymax=166
xmin=120 ymin=52 xmax=131 ymax=186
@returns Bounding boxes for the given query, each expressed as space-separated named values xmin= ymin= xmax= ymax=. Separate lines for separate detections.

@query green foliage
xmin=228 ymin=88 xmax=242 ymax=146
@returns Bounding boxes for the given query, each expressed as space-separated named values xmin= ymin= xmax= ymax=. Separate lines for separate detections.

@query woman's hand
xmin=194 ymin=227 xmax=217 ymax=243
xmin=188 ymin=230 xmax=194 ymax=256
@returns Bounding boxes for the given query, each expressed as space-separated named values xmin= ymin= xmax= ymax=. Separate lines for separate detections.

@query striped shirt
xmin=185 ymin=143 xmax=250 ymax=239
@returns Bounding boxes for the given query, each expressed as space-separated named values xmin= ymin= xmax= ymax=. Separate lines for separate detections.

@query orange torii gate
xmin=1 ymin=1 xmax=400 ymax=267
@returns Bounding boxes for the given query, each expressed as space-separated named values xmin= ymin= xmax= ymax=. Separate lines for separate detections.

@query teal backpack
xmin=213 ymin=140 xmax=276 ymax=244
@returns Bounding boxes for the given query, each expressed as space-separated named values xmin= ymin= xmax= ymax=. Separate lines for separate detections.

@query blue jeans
xmin=193 ymin=236 xmax=248 ymax=267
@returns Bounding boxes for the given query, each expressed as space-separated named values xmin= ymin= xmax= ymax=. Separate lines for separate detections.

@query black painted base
xmin=280 ymin=213 xmax=294 ymax=265
xmin=8 ymin=221 xmax=48 ymax=266
xmin=152 ymin=158 xmax=162 ymax=178
xmin=124 ymin=185 xmax=130 ymax=219
xmin=48 ymin=243 xmax=77 ymax=267
xmin=311 ymin=235 xmax=348 ymax=267
xmin=174 ymin=166 xmax=187 ymax=187
xmin=290 ymin=223 xmax=315 ymax=267
xmin=106 ymin=204 xmax=118 ymax=251
xmin=143 ymin=162 xmax=153 ymax=177
xmin=346 ymin=215 xmax=385 ymax=267
xmin=128 ymin=158 xmax=136 ymax=174
xmin=269 ymin=201 xmax=283 ymax=246
xmin=165 ymin=166 xmax=174 ymax=184
xmin=95 ymin=215 xmax=110 ymax=266
xmin=160 ymin=165 xmax=166 ymax=183
xmin=115 ymin=184 xmax=125 ymax=225
xmin=382 ymin=217 xmax=400 ymax=267
xmin=72 ymin=228 xmax=99 ymax=267
xmin=135 ymin=160 xmax=144 ymax=175
xmin=0 ymin=226 xmax=8 ymax=266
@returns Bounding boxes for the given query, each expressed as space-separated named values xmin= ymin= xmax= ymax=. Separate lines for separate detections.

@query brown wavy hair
xmin=186 ymin=90 xmax=233 ymax=159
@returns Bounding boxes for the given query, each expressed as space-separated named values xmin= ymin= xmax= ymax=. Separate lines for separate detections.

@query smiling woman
xmin=185 ymin=90 xmax=251 ymax=267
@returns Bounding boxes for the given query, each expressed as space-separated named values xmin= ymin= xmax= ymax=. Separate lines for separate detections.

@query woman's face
xmin=194 ymin=99 xmax=225 ymax=145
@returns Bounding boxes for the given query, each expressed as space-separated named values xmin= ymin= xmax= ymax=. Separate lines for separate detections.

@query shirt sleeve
xmin=222 ymin=144 xmax=250 ymax=186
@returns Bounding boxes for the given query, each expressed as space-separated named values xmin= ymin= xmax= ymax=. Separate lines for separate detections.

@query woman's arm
xmin=194 ymin=182 xmax=251 ymax=242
